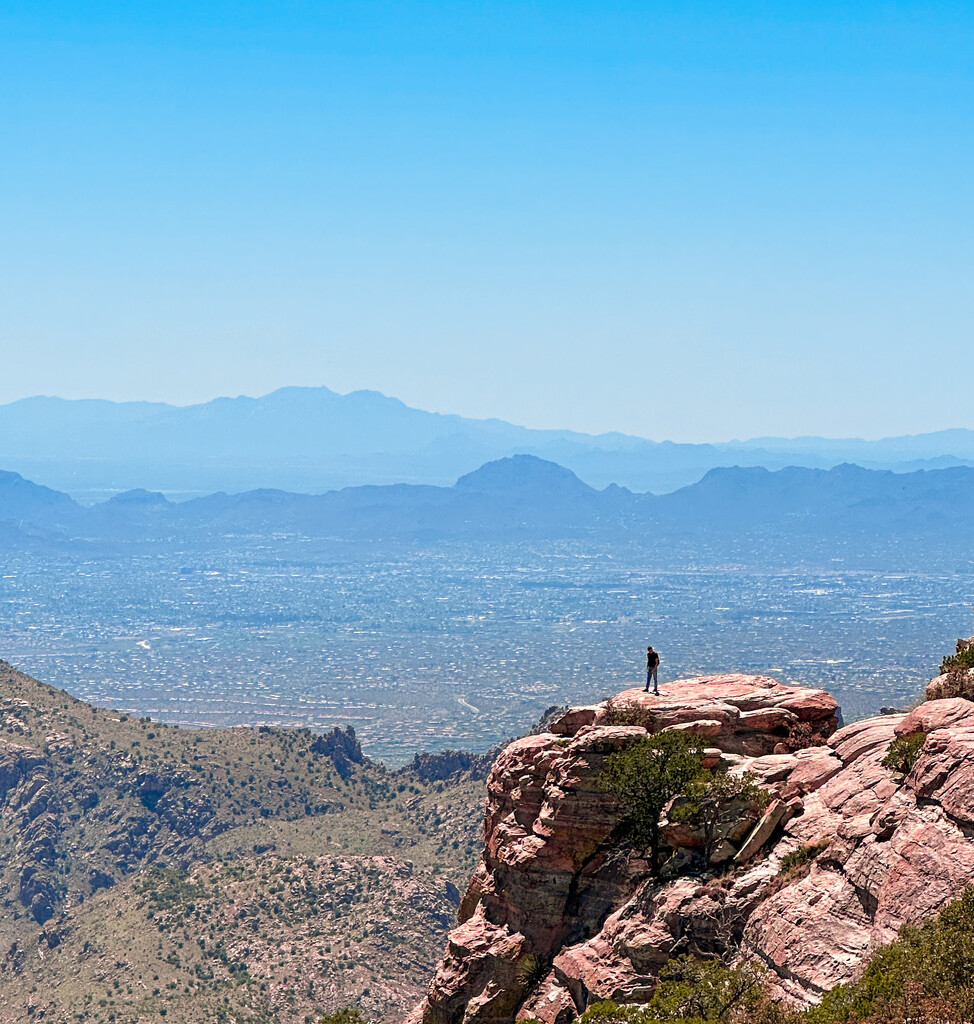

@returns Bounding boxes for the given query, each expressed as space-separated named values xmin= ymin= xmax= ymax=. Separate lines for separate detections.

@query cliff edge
xmin=408 ymin=673 xmax=974 ymax=1024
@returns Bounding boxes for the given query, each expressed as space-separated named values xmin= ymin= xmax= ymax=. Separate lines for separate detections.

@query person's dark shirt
xmin=647 ymin=650 xmax=660 ymax=670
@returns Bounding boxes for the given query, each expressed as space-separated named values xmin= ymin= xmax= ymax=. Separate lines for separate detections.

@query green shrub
xmin=602 ymin=700 xmax=661 ymax=731
xmin=648 ymin=955 xmax=768 ymax=1023
xmin=137 ymin=867 xmax=206 ymax=913
xmin=577 ymin=956 xmax=777 ymax=1024
xmin=809 ymin=886 xmax=974 ymax=1024
xmin=881 ymin=733 xmax=926 ymax=774
xmin=575 ymin=890 xmax=974 ymax=1024
xmin=929 ymin=671 xmax=974 ymax=701
xmin=600 ymin=732 xmax=705 ymax=874
xmin=577 ymin=1001 xmax=655 ymax=1024
xmin=516 ymin=953 xmax=553 ymax=988
xmin=778 ymin=721 xmax=822 ymax=753
xmin=318 ymin=1008 xmax=365 ymax=1024
xmin=778 ymin=841 xmax=829 ymax=879
xmin=670 ymin=770 xmax=770 ymax=863
xmin=940 ymin=644 xmax=974 ymax=675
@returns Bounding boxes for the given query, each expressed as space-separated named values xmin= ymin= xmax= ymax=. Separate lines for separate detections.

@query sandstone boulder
xmin=547 ymin=676 xmax=839 ymax=760
xmin=894 ymin=697 xmax=974 ymax=737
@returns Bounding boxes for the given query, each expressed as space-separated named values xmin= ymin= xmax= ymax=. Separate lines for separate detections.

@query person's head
xmin=647 ymin=645 xmax=654 ymax=652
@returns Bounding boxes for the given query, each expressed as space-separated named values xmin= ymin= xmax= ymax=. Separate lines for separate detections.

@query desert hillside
xmin=0 ymin=661 xmax=485 ymax=1023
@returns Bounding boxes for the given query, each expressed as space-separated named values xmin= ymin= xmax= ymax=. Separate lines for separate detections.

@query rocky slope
xmin=0 ymin=661 xmax=484 ymax=1023
xmin=409 ymin=671 xmax=974 ymax=1024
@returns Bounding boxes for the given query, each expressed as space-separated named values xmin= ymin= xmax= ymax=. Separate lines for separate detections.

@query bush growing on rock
xmin=647 ymin=955 xmax=774 ymax=1024
xmin=809 ymin=886 xmax=974 ymax=1024
xmin=927 ymin=670 xmax=974 ymax=702
xmin=777 ymin=721 xmax=821 ymax=753
xmin=318 ymin=1008 xmax=366 ymax=1024
xmin=576 ymin=955 xmax=785 ymax=1024
xmin=576 ymin=1002 xmax=653 ymax=1024
xmin=777 ymin=841 xmax=829 ymax=882
xmin=670 ymin=771 xmax=770 ymax=864
xmin=881 ymin=733 xmax=926 ymax=775
xmin=940 ymin=641 xmax=974 ymax=675
xmin=600 ymin=732 xmax=705 ymax=874
xmin=602 ymin=700 xmax=661 ymax=731
xmin=569 ymin=889 xmax=974 ymax=1024
xmin=516 ymin=953 xmax=553 ymax=988
xmin=928 ymin=637 xmax=974 ymax=701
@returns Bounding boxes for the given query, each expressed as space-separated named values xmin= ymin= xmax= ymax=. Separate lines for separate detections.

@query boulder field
xmin=407 ymin=673 xmax=974 ymax=1024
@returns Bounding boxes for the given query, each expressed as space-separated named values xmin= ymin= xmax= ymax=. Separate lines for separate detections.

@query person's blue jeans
xmin=645 ymin=667 xmax=658 ymax=693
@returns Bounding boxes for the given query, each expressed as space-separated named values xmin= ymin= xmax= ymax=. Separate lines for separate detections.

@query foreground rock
xmin=408 ymin=675 xmax=974 ymax=1024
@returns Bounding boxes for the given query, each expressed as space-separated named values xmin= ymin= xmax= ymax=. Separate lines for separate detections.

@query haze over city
xmin=6 ymin=6 xmax=974 ymax=1024
xmin=3 ymin=0 xmax=973 ymax=756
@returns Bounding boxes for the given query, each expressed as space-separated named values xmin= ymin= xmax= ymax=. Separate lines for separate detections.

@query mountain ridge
xmin=0 ymin=659 xmax=485 ymax=1023
xmin=2 ymin=456 xmax=974 ymax=562
xmin=3 ymin=386 xmax=973 ymax=500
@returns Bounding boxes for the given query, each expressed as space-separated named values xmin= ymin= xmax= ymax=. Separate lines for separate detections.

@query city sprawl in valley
xmin=4 ymin=536 xmax=972 ymax=762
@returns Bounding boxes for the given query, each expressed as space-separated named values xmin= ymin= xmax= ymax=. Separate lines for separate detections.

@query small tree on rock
xmin=670 ymin=770 xmax=770 ymax=864
xmin=600 ymin=730 xmax=705 ymax=874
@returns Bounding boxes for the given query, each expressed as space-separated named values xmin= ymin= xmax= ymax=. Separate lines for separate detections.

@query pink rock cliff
xmin=408 ymin=674 xmax=974 ymax=1024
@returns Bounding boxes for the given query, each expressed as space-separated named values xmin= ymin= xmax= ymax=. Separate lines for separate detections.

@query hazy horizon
xmin=3 ymin=383 xmax=974 ymax=448
xmin=3 ymin=3 xmax=973 ymax=442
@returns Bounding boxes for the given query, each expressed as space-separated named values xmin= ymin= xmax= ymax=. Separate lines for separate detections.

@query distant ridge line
xmin=2 ymin=456 xmax=974 ymax=555
xmin=1 ymin=385 xmax=972 ymax=501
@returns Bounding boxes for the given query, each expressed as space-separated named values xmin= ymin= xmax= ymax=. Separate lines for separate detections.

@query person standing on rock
xmin=645 ymin=645 xmax=660 ymax=695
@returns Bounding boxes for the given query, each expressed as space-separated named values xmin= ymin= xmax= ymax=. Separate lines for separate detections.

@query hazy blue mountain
xmin=107 ymin=488 xmax=171 ymax=506
xmin=726 ymin=428 xmax=974 ymax=461
xmin=455 ymin=453 xmax=599 ymax=500
xmin=0 ymin=469 xmax=83 ymax=524
xmin=2 ymin=457 xmax=974 ymax=563
xmin=3 ymin=386 xmax=973 ymax=501
xmin=650 ymin=462 xmax=974 ymax=532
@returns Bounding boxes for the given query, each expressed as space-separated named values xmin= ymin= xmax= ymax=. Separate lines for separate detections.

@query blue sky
xmin=1 ymin=1 xmax=971 ymax=441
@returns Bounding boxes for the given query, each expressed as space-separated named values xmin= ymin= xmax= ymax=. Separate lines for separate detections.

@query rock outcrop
xmin=409 ymin=749 xmax=498 ymax=784
xmin=409 ymin=674 xmax=974 ymax=1024
xmin=311 ymin=724 xmax=365 ymax=779
xmin=925 ymin=635 xmax=974 ymax=701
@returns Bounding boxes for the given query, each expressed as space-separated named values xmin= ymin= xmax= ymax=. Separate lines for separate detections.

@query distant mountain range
xmin=3 ymin=455 xmax=973 ymax=564
xmin=2 ymin=386 xmax=973 ymax=501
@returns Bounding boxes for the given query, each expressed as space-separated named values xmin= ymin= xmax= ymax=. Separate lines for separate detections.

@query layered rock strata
xmin=409 ymin=674 xmax=974 ymax=1024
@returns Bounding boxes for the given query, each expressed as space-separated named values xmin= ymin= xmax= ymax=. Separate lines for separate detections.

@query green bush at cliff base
xmin=576 ymin=956 xmax=786 ymax=1024
xmin=571 ymin=888 xmax=974 ymax=1024
xmin=576 ymin=1002 xmax=661 ymax=1024
xmin=644 ymin=956 xmax=774 ymax=1024
xmin=808 ymin=886 xmax=974 ymax=1024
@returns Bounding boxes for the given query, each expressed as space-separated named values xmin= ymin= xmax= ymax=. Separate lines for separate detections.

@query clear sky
xmin=1 ymin=1 xmax=971 ymax=442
